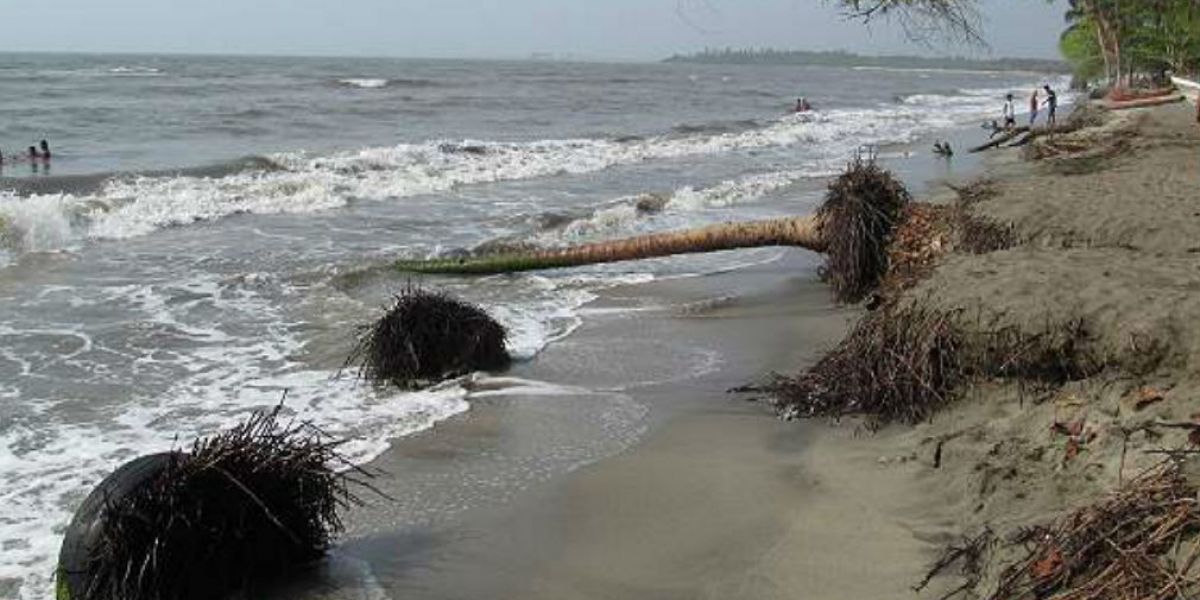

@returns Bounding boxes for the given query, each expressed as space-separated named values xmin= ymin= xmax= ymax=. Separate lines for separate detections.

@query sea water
xmin=0 ymin=53 xmax=1063 ymax=599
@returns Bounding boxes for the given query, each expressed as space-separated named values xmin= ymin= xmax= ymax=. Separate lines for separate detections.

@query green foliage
xmin=1059 ymin=19 xmax=1105 ymax=82
xmin=1064 ymin=0 xmax=1200 ymax=82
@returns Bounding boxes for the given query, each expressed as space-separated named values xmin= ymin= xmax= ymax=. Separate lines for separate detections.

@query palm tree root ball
xmin=346 ymin=287 xmax=512 ymax=389
xmin=56 ymin=407 xmax=361 ymax=600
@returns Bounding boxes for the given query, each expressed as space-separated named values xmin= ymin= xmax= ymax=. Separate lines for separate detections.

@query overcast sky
xmin=0 ymin=0 xmax=1067 ymax=60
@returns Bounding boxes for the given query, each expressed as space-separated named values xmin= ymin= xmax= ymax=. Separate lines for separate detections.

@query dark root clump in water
xmin=71 ymin=407 xmax=360 ymax=600
xmin=347 ymin=286 xmax=511 ymax=388
xmin=818 ymin=156 xmax=911 ymax=303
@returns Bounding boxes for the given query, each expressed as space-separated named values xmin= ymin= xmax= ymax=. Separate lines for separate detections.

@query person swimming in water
xmin=794 ymin=97 xmax=812 ymax=113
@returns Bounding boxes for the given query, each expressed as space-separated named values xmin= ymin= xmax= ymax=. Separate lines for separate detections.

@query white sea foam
xmin=106 ymin=66 xmax=163 ymax=77
xmin=0 ymin=192 xmax=77 ymax=254
xmin=0 ymin=261 xmax=653 ymax=599
xmin=533 ymin=166 xmax=835 ymax=246
xmin=0 ymin=274 xmax=476 ymax=600
xmin=0 ymin=82 xmax=1024 ymax=258
xmin=339 ymin=78 xmax=389 ymax=89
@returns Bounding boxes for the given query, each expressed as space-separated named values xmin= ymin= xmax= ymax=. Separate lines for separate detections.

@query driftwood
xmin=968 ymin=123 xmax=1090 ymax=153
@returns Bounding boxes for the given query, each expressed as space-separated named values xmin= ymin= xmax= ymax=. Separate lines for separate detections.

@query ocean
xmin=0 ymin=52 xmax=1062 ymax=599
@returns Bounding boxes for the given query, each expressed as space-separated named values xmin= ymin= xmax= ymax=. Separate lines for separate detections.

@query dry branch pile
xmin=753 ymin=302 xmax=965 ymax=427
xmin=60 ymin=407 xmax=362 ymax=600
xmin=989 ymin=460 xmax=1200 ymax=600
xmin=876 ymin=181 xmax=1014 ymax=300
xmin=749 ymin=301 xmax=1099 ymax=428
xmin=346 ymin=287 xmax=511 ymax=388
xmin=878 ymin=203 xmax=955 ymax=295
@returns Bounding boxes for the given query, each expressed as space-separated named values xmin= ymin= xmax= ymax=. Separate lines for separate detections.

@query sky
xmin=0 ymin=0 xmax=1068 ymax=60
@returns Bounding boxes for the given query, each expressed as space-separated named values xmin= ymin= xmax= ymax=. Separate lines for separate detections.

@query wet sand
xmin=288 ymin=252 xmax=865 ymax=600
xmin=273 ymin=116 xmax=1081 ymax=600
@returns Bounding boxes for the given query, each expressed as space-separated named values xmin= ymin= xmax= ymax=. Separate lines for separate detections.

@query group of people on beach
xmin=0 ymin=140 xmax=52 ymax=167
xmin=1002 ymin=85 xmax=1058 ymax=130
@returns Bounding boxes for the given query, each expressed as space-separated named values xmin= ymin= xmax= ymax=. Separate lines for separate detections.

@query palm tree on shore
xmin=396 ymin=158 xmax=910 ymax=304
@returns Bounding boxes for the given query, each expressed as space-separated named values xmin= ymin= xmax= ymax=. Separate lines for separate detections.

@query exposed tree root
xmin=344 ymin=286 xmax=511 ymax=389
xmin=988 ymin=460 xmax=1200 ymax=600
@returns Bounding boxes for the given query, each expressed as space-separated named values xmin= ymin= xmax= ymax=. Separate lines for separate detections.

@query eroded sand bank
xmin=279 ymin=103 xmax=1199 ymax=600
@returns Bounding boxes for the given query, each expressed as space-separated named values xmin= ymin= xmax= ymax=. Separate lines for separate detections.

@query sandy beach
xmin=257 ymin=101 xmax=1200 ymax=600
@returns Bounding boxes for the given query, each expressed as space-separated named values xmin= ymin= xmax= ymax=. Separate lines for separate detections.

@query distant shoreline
xmin=664 ymin=49 xmax=1070 ymax=74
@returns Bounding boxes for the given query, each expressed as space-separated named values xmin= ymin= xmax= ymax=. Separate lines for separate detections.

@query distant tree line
xmin=663 ymin=48 xmax=1071 ymax=73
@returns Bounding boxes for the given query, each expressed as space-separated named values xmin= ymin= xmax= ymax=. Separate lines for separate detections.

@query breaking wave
xmin=0 ymin=82 xmax=1022 ymax=257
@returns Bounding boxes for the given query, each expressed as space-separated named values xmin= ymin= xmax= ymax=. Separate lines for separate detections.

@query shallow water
xmin=0 ymin=52 xmax=1063 ymax=599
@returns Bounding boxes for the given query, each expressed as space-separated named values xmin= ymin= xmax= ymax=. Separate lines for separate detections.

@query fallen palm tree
xmin=345 ymin=286 xmax=511 ymax=389
xmin=395 ymin=158 xmax=911 ymax=304
xmin=56 ymin=406 xmax=363 ymax=600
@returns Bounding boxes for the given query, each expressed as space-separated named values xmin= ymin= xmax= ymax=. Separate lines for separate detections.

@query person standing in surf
xmin=1029 ymin=88 xmax=1040 ymax=126
xmin=1042 ymin=85 xmax=1058 ymax=128
xmin=1003 ymin=93 xmax=1016 ymax=129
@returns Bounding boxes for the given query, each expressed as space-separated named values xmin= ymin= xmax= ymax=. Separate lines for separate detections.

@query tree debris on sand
xmin=56 ymin=406 xmax=364 ymax=600
xmin=987 ymin=460 xmax=1200 ymax=600
xmin=742 ymin=302 xmax=966 ymax=427
xmin=875 ymin=180 xmax=1015 ymax=300
xmin=915 ymin=528 xmax=996 ymax=600
xmin=742 ymin=300 xmax=1100 ymax=428
xmin=970 ymin=104 xmax=1110 ymax=154
xmin=345 ymin=287 xmax=511 ymax=389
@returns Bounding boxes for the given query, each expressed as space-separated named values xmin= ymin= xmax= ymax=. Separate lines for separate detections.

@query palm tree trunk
xmin=395 ymin=157 xmax=909 ymax=304
xmin=394 ymin=215 xmax=824 ymax=275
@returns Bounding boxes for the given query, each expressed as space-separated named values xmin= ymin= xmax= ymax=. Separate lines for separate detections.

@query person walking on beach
xmin=1003 ymin=93 xmax=1016 ymax=129
xmin=1042 ymin=85 xmax=1058 ymax=128
xmin=1029 ymin=88 xmax=1040 ymax=126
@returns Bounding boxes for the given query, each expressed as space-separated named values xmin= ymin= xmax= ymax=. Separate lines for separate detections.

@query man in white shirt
xmin=1003 ymin=93 xmax=1016 ymax=129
